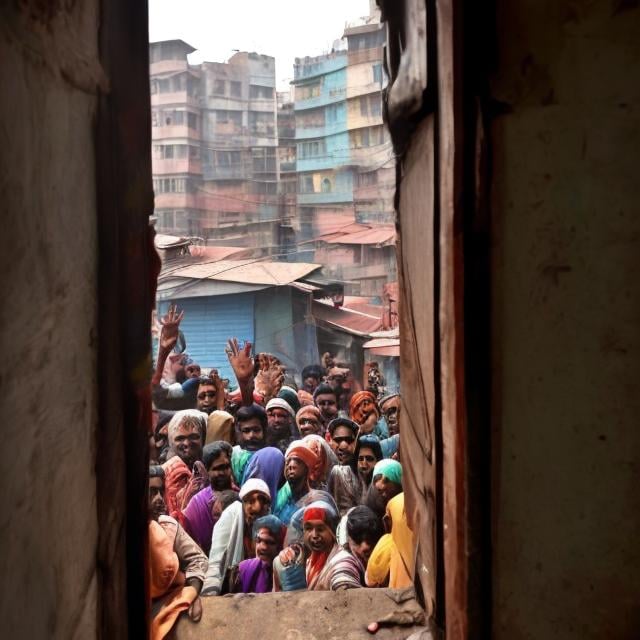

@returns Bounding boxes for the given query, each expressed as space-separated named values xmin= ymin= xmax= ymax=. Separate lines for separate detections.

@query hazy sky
xmin=149 ymin=0 xmax=371 ymax=90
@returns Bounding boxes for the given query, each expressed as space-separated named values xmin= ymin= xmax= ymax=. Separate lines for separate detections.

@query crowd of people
xmin=148 ymin=304 xmax=411 ymax=638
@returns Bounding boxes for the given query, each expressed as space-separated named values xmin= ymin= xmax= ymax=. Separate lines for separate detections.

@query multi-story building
xmin=291 ymin=50 xmax=355 ymax=244
xmin=289 ymin=13 xmax=397 ymax=296
xmin=199 ymin=52 xmax=279 ymax=250
xmin=150 ymin=40 xmax=204 ymax=236
xmin=150 ymin=41 xmax=280 ymax=252
xmin=343 ymin=16 xmax=395 ymax=224
xmin=277 ymin=92 xmax=297 ymax=258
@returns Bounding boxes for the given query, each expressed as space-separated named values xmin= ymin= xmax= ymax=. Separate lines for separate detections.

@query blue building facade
xmin=292 ymin=52 xmax=354 ymax=239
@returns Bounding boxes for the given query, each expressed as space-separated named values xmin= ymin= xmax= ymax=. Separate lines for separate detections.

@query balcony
xmin=152 ymin=124 xmax=200 ymax=141
xmin=346 ymin=81 xmax=383 ymax=99
xmin=298 ymin=190 xmax=353 ymax=205
xmin=294 ymin=120 xmax=348 ymax=140
xmin=347 ymin=46 xmax=384 ymax=66
xmin=150 ymin=59 xmax=189 ymax=76
xmin=248 ymin=98 xmax=276 ymax=112
xmin=202 ymin=164 xmax=246 ymax=181
xmin=151 ymin=91 xmax=200 ymax=108
xmin=154 ymin=192 xmax=198 ymax=209
xmin=152 ymin=158 xmax=202 ymax=174
xmin=294 ymin=88 xmax=347 ymax=111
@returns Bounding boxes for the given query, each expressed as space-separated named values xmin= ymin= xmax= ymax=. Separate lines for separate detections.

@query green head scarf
xmin=372 ymin=459 xmax=402 ymax=486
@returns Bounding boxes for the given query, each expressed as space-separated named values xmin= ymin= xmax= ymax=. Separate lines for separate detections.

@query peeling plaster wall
xmin=490 ymin=2 xmax=640 ymax=638
xmin=0 ymin=4 xmax=100 ymax=638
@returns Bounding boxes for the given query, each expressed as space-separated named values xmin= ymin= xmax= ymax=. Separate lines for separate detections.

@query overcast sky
xmin=149 ymin=0 xmax=371 ymax=91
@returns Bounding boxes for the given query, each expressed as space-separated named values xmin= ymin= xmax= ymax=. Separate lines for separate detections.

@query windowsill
xmin=172 ymin=587 xmax=434 ymax=639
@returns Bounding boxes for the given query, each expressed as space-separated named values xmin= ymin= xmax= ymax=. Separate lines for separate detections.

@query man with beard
xmin=328 ymin=431 xmax=383 ymax=516
xmin=313 ymin=383 xmax=339 ymax=427
xmin=231 ymin=403 xmax=267 ymax=482
xmin=148 ymin=465 xmax=208 ymax=639
xmin=274 ymin=441 xmax=319 ymax=525
xmin=379 ymin=394 xmax=401 ymax=436
xmin=182 ymin=441 xmax=236 ymax=554
xmin=265 ymin=397 xmax=298 ymax=453
xmin=201 ymin=478 xmax=272 ymax=596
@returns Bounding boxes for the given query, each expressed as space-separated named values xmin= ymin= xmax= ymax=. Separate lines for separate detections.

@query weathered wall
xmin=0 ymin=2 xmax=102 ymax=638
xmin=490 ymin=2 xmax=640 ymax=638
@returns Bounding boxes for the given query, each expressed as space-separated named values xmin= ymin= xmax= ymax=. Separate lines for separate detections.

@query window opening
xmin=144 ymin=2 xmax=435 ymax=637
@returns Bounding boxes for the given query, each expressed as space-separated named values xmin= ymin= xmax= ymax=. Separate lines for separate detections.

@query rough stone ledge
xmin=172 ymin=587 xmax=436 ymax=640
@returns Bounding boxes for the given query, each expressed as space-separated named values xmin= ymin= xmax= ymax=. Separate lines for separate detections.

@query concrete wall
xmin=0 ymin=2 xmax=101 ymax=637
xmin=490 ymin=2 xmax=640 ymax=638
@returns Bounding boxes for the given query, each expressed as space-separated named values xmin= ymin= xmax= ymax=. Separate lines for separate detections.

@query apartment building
xmin=291 ymin=50 xmax=355 ymax=242
xmin=150 ymin=41 xmax=280 ymax=251
xmin=343 ymin=18 xmax=395 ymax=224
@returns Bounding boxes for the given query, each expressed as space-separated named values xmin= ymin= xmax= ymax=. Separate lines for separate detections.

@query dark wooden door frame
xmin=95 ymin=0 xmax=157 ymax=636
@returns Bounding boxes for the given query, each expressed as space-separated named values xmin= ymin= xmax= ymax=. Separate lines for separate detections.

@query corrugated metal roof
xmin=303 ymin=223 xmax=396 ymax=247
xmin=312 ymin=300 xmax=382 ymax=336
xmin=164 ymin=260 xmax=321 ymax=286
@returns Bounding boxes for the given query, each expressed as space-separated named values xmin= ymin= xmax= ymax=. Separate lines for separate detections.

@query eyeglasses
xmin=333 ymin=435 xmax=355 ymax=445
xmin=197 ymin=391 xmax=216 ymax=400
xmin=358 ymin=455 xmax=376 ymax=462
xmin=300 ymin=418 xmax=319 ymax=425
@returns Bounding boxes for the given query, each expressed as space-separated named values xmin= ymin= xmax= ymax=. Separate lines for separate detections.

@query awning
xmin=159 ymin=260 xmax=321 ymax=287
xmin=312 ymin=300 xmax=382 ymax=337
xmin=362 ymin=336 xmax=400 ymax=357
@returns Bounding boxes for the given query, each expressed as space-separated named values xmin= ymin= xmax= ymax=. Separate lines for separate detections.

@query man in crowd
xmin=301 ymin=364 xmax=324 ymax=394
xmin=231 ymin=403 xmax=267 ymax=481
xmin=295 ymin=405 xmax=323 ymax=437
xmin=274 ymin=441 xmax=319 ymax=525
xmin=148 ymin=466 xmax=208 ymax=638
xmin=165 ymin=409 xmax=207 ymax=468
xmin=328 ymin=431 xmax=383 ymax=516
xmin=195 ymin=374 xmax=225 ymax=415
xmin=313 ymin=383 xmax=339 ymax=426
xmin=379 ymin=393 xmax=401 ymax=437
xmin=182 ymin=441 xmax=235 ymax=554
xmin=326 ymin=366 xmax=352 ymax=412
xmin=265 ymin=397 xmax=297 ymax=453
xmin=202 ymin=478 xmax=272 ymax=596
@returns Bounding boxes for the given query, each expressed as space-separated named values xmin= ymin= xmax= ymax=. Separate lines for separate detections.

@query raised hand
xmin=209 ymin=368 xmax=227 ymax=409
xmin=226 ymin=338 xmax=254 ymax=383
xmin=255 ymin=355 xmax=285 ymax=402
xmin=159 ymin=304 xmax=184 ymax=353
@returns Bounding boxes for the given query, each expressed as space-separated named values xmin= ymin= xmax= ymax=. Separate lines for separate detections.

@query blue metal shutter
xmin=160 ymin=293 xmax=254 ymax=381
